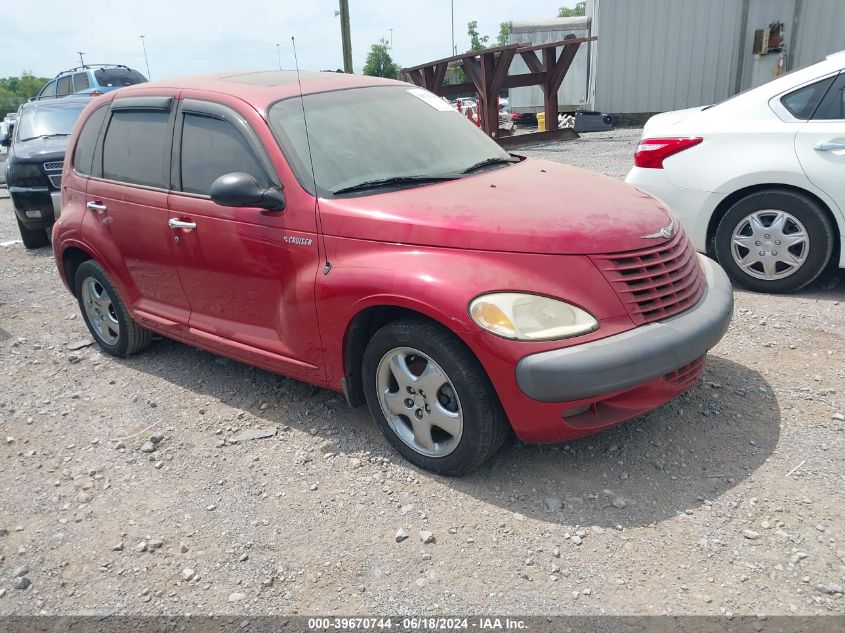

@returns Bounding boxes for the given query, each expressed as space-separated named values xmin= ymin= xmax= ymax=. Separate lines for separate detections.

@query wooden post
xmin=338 ymin=0 xmax=353 ymax=74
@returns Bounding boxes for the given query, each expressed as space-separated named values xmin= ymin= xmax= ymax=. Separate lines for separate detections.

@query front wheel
xmin=714 ymin=189 xmax=834 ymax=293
xmin=16 ymin=218 xmax=49 ymax=249
xmin=362 ymin=318 xmax=509 ymax=476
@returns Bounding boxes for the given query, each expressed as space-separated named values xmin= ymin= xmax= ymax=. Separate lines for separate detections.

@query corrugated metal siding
xmin=793 ymin=0 xmax=845 ymax=68
xmin=592 ymin=0 xmax=742 ymax=113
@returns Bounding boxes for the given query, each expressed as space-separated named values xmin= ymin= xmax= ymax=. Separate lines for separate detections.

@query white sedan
xmin=626 ymin=50 xmax=845 ymax=293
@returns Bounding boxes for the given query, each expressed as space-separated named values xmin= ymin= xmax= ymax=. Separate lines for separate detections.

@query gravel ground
xmin=1 ymin=132 xmax=844 ymax=618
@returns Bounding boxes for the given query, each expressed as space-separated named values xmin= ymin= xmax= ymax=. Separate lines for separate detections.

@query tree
xmin=0 ymin=72 xmax=49 ymax=112
xmin=362 ymin=39 xmax=400 ymax=79
xmin=497 ymin=22 xmax=510 ymax=47
xmin=467 ymin=21 xmax=489 ymax=51
xmin=558 ymin=1 xmax=586 ymax=17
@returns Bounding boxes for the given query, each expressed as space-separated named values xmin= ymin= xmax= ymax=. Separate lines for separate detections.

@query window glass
xmin=267 ymin=86 xmax=510 ymax=197
xmin=73 ymin=105 xmax=108 ymax=175
xmin=813 ymin=73 xmax=845 ymax=120
xmin=39 ymin=80 xmax=57 ymax=98
xmin=94 ymin=68 xmax=147 ymax=88
xmin=780 ymin=77 xmax=835 ymax=119
xmin=56 ymin=76 xmax=73 ymax=97
xmin=102 ymin=110 xmax=170 ymax=187
xmin=180 ymin=114 xmax=267 ymax=195
xmin=73 ymin=72 xmax=91 ymax=92
xmin=16 ymin=102 xmax=86 ymax=141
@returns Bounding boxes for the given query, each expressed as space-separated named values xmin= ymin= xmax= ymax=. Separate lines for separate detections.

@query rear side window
xmin=179 ymin=114 xmax=267 ymax=195
xmin=73 ymin=105 xmax=108 ymax=175
xmin=813 ymin=73 xmax=845 ymax=120
xmin=56 ymin=76 xmax=72 ymax=97
xmin=102 ymin=110 xmax=170 ymax=187
xmin=40 ymin=80 xmax=56 ymax=98
xmin=94 ymin=69 xmax=147 ymax=87
xmin=780 ymin=77 xmax=835 ymax=119
xmin=73 ymin=72 xmax=91 ymax=92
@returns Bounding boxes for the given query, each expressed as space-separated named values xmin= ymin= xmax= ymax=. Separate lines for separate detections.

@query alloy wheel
xmin=81 ymin=276 xmax=120 ymax=345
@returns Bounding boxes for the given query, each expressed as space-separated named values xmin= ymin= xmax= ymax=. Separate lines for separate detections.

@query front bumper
xmin=516 ymin=254 xmax=733 ymax=402
xmin=9 ymin=186 xmax=59 ymax=229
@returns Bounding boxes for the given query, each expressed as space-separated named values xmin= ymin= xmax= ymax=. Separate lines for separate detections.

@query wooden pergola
xmin=402 ymin=36 xmax=596 ymax=139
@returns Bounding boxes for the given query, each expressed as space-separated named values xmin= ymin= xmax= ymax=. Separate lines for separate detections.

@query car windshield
xmin=17 ymin=103 xmax=86 ymax=141
xmin=267 ymin=85 xmax=513 ymax=196
xmin=94 ymin=68 xmax=147 ymax=87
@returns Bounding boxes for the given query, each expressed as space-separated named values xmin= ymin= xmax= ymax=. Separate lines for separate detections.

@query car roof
xmin=114 ymin=70 xmax=407 ymax=109
xmin=20 ymin=96 xmax=92 ymax=111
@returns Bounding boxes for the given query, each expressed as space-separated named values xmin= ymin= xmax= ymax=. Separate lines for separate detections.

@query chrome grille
xmin=591 ymin=227 xmax=706 ymax=325
xmin=43 ymin=161 xmax=64 ymax=171
xmin=48 ymin=174 xmax=62 ymax=188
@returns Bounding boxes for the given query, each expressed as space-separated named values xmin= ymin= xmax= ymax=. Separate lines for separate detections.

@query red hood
xmin=318 ymin=159 xmax=673 ymax=255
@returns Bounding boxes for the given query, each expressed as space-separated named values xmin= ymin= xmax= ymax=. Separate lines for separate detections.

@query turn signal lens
xmin=469 ymin=293 xmax=598 ymax=341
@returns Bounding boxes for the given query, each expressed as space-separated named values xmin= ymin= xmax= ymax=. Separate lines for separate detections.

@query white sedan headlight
xmin=469 ymin=293 xmax=598 ymax=341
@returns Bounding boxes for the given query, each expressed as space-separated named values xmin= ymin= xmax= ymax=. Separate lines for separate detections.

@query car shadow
xmin=123 ymin=338 xmax=777 ymax=529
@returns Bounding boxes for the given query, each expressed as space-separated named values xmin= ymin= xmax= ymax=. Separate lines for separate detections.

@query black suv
xmin=2 ymin=97 xmax=88 ymax=247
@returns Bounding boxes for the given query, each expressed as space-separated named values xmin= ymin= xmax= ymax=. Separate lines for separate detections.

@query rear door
xmin=167 ymin=95 xmax=324 ymax=380
xmin=84 ymin=93 xmax=192 ymax=329
xmin=794 ymin=72 xmax=845 ymax=217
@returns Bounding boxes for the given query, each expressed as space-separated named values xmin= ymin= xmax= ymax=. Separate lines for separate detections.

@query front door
xmin=795 ymin=72 xmax=845 ymax=223
xmin=84 ymin=93 xmax=192 ymax=327
xmin=167 ymin=98 xmax=324 ymax=381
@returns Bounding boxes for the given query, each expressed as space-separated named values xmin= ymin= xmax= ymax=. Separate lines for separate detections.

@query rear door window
xmin=73 ymin=105 xmax=108 ymax=175
xmin=812 ymin=73 xmax=845 ymax=120
xmin=179 ymin=114 xmax=267 ymax=195
xmin=73 ymin=72 xmax=91 ymax=93
xmin=102 ymin=110 xmax=170 ymax=187
xmin=780 ymin=77 xmax=835 ymax=119
xmin=56 ymin=76 xmax=73 ymax=97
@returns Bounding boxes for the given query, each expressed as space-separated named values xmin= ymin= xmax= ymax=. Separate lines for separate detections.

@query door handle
xmin=86 ymin=201 xmax=107 ymax=213
xmin=813 ymin=142 xmax=845 ymax=151
xmin=168 ymin=218 xmax=197 ymax=230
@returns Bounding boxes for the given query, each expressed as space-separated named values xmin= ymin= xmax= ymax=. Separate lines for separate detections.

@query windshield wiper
xmin=461 ymin=156 xmax=519 ymax=174
xmin=332 ymin=175 xmax=458 ymax=195
xmin=21 ymin=133 xmax=70 ymax=142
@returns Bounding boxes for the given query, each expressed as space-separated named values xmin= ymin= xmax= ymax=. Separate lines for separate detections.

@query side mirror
xmin=209 ymin=172 xmax=285 ymax=212
xmin=0 ymin=137 xmax=10 ymax=148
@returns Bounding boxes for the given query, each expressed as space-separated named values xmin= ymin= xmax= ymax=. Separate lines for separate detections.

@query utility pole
xmin=389 ymin=28 xmax=393 ymax=50
xmin=451 ymin=0 xmax=455 ymax=55
xmin=276 ymin=43 xmax=281 ymax=70
xmin=338 ymin=0 xmax=353 ymax=73
xmin=139 ymin=35 xmax=151 ymax=79
xmin=76 ymin=51 xmax=86 ymax=67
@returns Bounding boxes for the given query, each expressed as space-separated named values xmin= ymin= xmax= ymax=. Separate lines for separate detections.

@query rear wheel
xmin=17 ymin=218 xmax=49 ymax=249
xmin=715 ymin=189 xmax=834 ymax=293
xmin=362 ymin=318 xmax=509 ymax=476
xmin=75 ymin=260 xmax=151 ymax=357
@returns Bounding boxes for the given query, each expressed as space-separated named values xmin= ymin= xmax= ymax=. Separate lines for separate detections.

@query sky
xmin=1 ymin=0 xmax=572 ymax=80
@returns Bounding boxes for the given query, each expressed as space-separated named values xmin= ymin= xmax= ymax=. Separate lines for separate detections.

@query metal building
xmin=508 ymin=0 xmax=845 ymax=117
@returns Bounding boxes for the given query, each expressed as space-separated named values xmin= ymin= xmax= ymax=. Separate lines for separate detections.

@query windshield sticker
xmin=407 ymin=88 xmax=454 ymax=112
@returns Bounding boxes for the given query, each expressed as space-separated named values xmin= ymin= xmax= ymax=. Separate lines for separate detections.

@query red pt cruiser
xmin=53 ymin=72 xmax=733 ymax=475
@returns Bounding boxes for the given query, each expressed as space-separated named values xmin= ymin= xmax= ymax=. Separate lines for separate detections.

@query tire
xmin=362 ymin=318 xmax=510 ymax=476
xmin=74 ymin=260 xmax=152 ymax=357
xmin=17 ymin=218 xmax=49 ymax=249
xmin=714 ymin=189 xmax=834 ymax=293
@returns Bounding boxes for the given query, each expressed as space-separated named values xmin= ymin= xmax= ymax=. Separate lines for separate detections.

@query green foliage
xmin=558 ymin=1 xmax=586 ymax=17
xmin=362 ymin=39 xmax=400 ymax=79
xmin=0 ymin=72 xmax=49 ymax=113
xmin=467 ymin=21 xmax=489 ymax=52
xmin=497 ymin=22 xmax=510 ymax=47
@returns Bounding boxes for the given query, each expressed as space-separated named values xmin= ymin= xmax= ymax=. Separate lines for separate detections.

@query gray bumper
xmin=515 ymin=254 xmax=734 ymax=402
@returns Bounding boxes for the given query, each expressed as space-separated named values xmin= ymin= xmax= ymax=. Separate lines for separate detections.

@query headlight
xmin=9 ymin=162 xmax=45 ymax=187
xmin=469 ymin=293 xmax=598 ymax=341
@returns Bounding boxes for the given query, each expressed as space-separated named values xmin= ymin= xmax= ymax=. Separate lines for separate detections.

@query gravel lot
xmin=1 ymin=131 xmax=844 ymax=618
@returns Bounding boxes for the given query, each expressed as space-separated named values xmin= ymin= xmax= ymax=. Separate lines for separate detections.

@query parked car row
xmin=2 ymin=63 xmax=147 ymax=244
xmin=49 ymin=71 xmax=733 ymax=475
